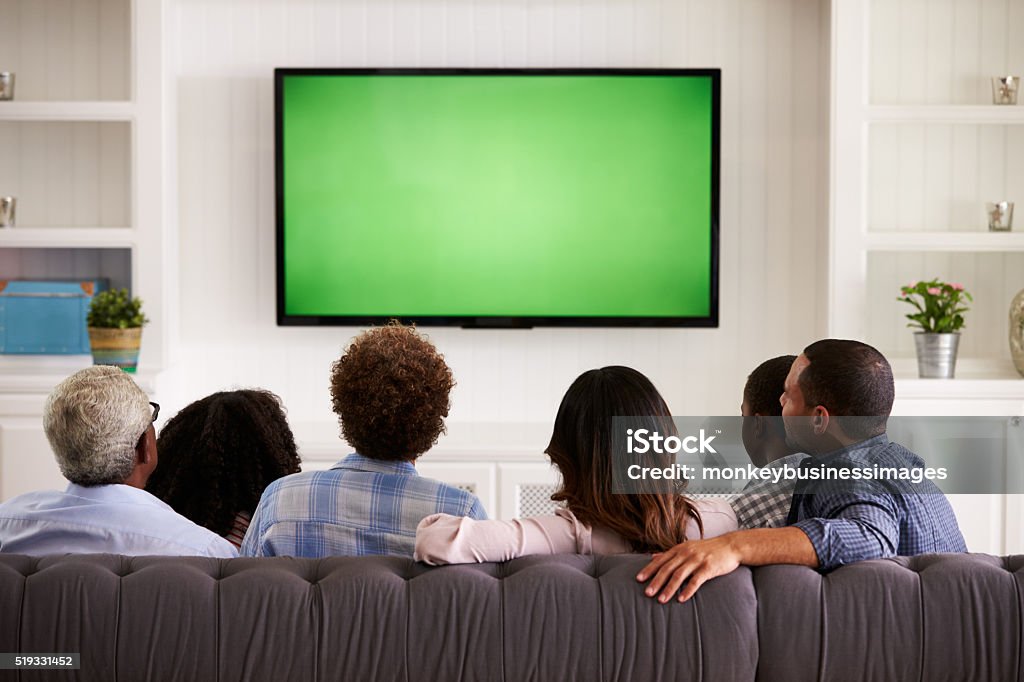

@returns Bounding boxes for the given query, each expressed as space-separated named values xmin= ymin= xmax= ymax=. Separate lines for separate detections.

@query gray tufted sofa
xmin=0 ymin=552 xmax=1019 ymax=681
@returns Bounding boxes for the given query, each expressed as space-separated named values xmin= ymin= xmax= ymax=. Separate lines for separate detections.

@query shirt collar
xmin=812 ymin=433 xmax=890 ymax=464
xmin=331 ymin=453 xmax=418 ymax=476
xmin=64 ymin=482 xmax=173 ymax=510
xmin=769 ymin=452 xmax=810 ymax=468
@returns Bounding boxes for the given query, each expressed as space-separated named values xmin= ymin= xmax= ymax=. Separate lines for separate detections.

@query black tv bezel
xmin=275 ymin=67 xmax=720 ymax=329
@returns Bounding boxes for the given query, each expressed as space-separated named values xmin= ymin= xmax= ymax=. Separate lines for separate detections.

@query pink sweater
xmin=414 ymin=498 xmax=737 ymax=565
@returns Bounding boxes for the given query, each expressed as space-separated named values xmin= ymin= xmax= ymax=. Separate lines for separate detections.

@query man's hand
xmin=636 ymin=527 xmax=819 ymax=603
xmin=636 ymin=535 xmax=741 ymax=603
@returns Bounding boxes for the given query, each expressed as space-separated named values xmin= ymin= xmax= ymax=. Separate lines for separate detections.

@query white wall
xmin=168 ymin=0 xmax=830 ymax=444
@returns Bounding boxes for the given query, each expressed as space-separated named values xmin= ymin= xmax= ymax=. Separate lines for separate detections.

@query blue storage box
xmin=0 ymin=280 xmax=106 ymax=354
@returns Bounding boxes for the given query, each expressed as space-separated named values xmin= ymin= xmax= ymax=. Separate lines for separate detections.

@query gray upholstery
xmin=0 ymin=553 xmax=1017 ymax=681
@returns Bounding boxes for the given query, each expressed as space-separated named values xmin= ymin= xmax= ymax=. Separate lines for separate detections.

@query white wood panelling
xmin=0 ymin=121 xmax=130 ymax=228
xmin=168 ymin=0 xmax=830 ymax=428
xmin=0 ymin=247 xmax=131 ymax=290
xmin=869 ymin=123 xmax=1024 ymax=233
xmin=867 ymin=251 xmax=1024 ymax=361
xmin=870 ymin=0 xmax=1024 ymax=106
xmin=0 ymin=0 xmax=131 ymax=101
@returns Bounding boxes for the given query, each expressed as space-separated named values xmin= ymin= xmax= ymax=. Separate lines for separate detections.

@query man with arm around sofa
xmin=639 ymin=339 xmax=966 ymax=603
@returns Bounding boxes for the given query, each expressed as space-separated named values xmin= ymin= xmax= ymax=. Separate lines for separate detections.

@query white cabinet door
xmin=0 ymin=417 xmax=63 ymax=501
xmin=496 ymin=462 xmax=562 ymax=521
xmin=414 ymin=462 xmax=497 ymax=518
xmin=946 ymin=495 xmax=1005 ymax=556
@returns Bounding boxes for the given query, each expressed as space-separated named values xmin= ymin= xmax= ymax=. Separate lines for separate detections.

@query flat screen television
xmin=276 ymin=68 xmax=719 ymax=327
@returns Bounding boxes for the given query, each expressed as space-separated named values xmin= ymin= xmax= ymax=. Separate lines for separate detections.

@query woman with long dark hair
xmin=145 ymin=389 xmax=302 ymax=548
xmin=415 ymin=367 xmax=735 ymax=563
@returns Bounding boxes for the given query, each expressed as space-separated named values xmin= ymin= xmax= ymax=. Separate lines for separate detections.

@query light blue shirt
xmin=0 ymin=483 xmax=238 ymax=558
xmin=241 ymin=453 xmax=488 ymax=558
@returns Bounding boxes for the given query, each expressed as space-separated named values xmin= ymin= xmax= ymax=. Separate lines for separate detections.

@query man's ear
xmin=812 ymin=406 xmax=830 ymax=435
xmin=135 ymin=427 xmax=154 ymax=465
xmin=752 ymin=414 xmax=766 ymax=437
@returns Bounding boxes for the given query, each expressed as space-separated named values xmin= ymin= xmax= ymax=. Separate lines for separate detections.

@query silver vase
xmin=914 ymin=332 xmax=960 ymax=379
xmin=1011 ymin=289 xmax=1024 ymax=378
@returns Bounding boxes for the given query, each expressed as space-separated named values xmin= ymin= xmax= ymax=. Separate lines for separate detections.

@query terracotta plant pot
xmin=88 ymin=327 xmax=142 ymax=373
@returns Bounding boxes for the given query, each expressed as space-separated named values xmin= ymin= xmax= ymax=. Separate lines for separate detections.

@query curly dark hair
xmin=146 ymin=389 xmax=301 ymax=537
xmin=330 ymin=323 xmax=454 ymax=461
xmin=744 ymin=355 xmax=797 ymax=416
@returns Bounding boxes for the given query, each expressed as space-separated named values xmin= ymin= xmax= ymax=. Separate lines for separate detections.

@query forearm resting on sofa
xmin=637 ymin=527 xmax=818 ymax=603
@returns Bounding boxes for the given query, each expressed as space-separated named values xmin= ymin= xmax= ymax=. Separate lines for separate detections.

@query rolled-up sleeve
xmin=792 ymin=491 xmax=900 ymax=571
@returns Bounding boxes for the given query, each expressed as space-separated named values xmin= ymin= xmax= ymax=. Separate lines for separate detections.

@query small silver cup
xmin=0 ymin=197 xmax=14 ymax=227
xmin=992 ymin=76 xmax=1019 ymax=105
xmin=0 ymin=73 xmax=13 ymax=101
xmin=988 ymin=201 xmax=1014 ymax=231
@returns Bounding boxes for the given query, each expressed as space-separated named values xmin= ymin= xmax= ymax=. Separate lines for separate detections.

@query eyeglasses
xmin=150 ymin=401 xmax=160 ymax=423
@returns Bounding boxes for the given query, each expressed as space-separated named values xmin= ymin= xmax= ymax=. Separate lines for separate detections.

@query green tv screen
xmin=276 ymin=69 xmax=719 ymax=327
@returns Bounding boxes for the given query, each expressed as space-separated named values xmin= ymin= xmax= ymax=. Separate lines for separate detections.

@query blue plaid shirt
xmin=240 ymin=454 xmax=487 ymax=558
xmin=788 ymin=435 xmax=966 ymax=571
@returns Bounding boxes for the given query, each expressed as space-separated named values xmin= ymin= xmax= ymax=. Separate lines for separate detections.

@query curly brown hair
xmin=330 ymin=323 xmax=455 ymax=461
xmin=145 ymin=389 xmax=301 ymax=537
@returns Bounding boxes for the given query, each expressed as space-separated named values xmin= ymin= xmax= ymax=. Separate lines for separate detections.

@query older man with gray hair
xmin=0 ymin=366 xmax=236 ymax=557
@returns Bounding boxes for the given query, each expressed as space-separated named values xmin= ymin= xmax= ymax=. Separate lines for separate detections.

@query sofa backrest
xmin=0 ymin=553 xmax=758 ymax=681
xmin=0 ymin=552 xmax=1020 ymax=681
xmin=754 ymin=553 xmax=1024 ymax=682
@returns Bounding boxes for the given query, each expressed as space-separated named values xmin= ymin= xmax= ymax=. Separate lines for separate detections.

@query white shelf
xmin=896 ymin=377 xmax=1024 ymax=400
xmin=866 ymin=231 xmax=1024 ymax=252
xmin=890 ymin=358 xmax=1024 ymax=400
xmin=0 ymin=356 xmax=159 ymax=394
xmin=867 ymin=105 xmax=1024 ymax=124
xmin=0 ymin=101 xmax=135 ymax=122
xmin=0 ymin=227 xmax=135 ymax=249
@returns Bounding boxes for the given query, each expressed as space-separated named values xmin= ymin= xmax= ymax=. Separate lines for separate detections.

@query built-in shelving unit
xmin=0 ymin=0 xmax=173 ymax=504
xmin=0 ymin=0 xmax=170 ymax=373
xmin=831 ymin=0 xmax=1024 ymax=395
xmin=834 ymin=1 xmax=1024 ymax=556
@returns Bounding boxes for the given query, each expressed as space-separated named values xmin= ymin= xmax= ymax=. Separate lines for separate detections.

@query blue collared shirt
xmin=0 ymin=483 xmax=238 ymax=558
xmin=789 ymin=434 xmax=967 ymax=570
xmin=240 ymin=453 xmax=488 ymax=558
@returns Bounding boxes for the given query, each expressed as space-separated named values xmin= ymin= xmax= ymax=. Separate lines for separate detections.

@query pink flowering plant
xmin=897 ymin=278 xmax=972 ymax=333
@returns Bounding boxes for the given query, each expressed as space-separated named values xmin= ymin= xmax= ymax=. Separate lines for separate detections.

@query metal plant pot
xmin=913 ymin=332 xmax=960 ymax=379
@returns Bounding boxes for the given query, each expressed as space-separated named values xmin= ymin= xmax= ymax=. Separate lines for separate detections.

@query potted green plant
xmin=898 ymin=279 xmax=972 ymax=379
xmin=87 ymin=288 xmax=149 ymax=373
